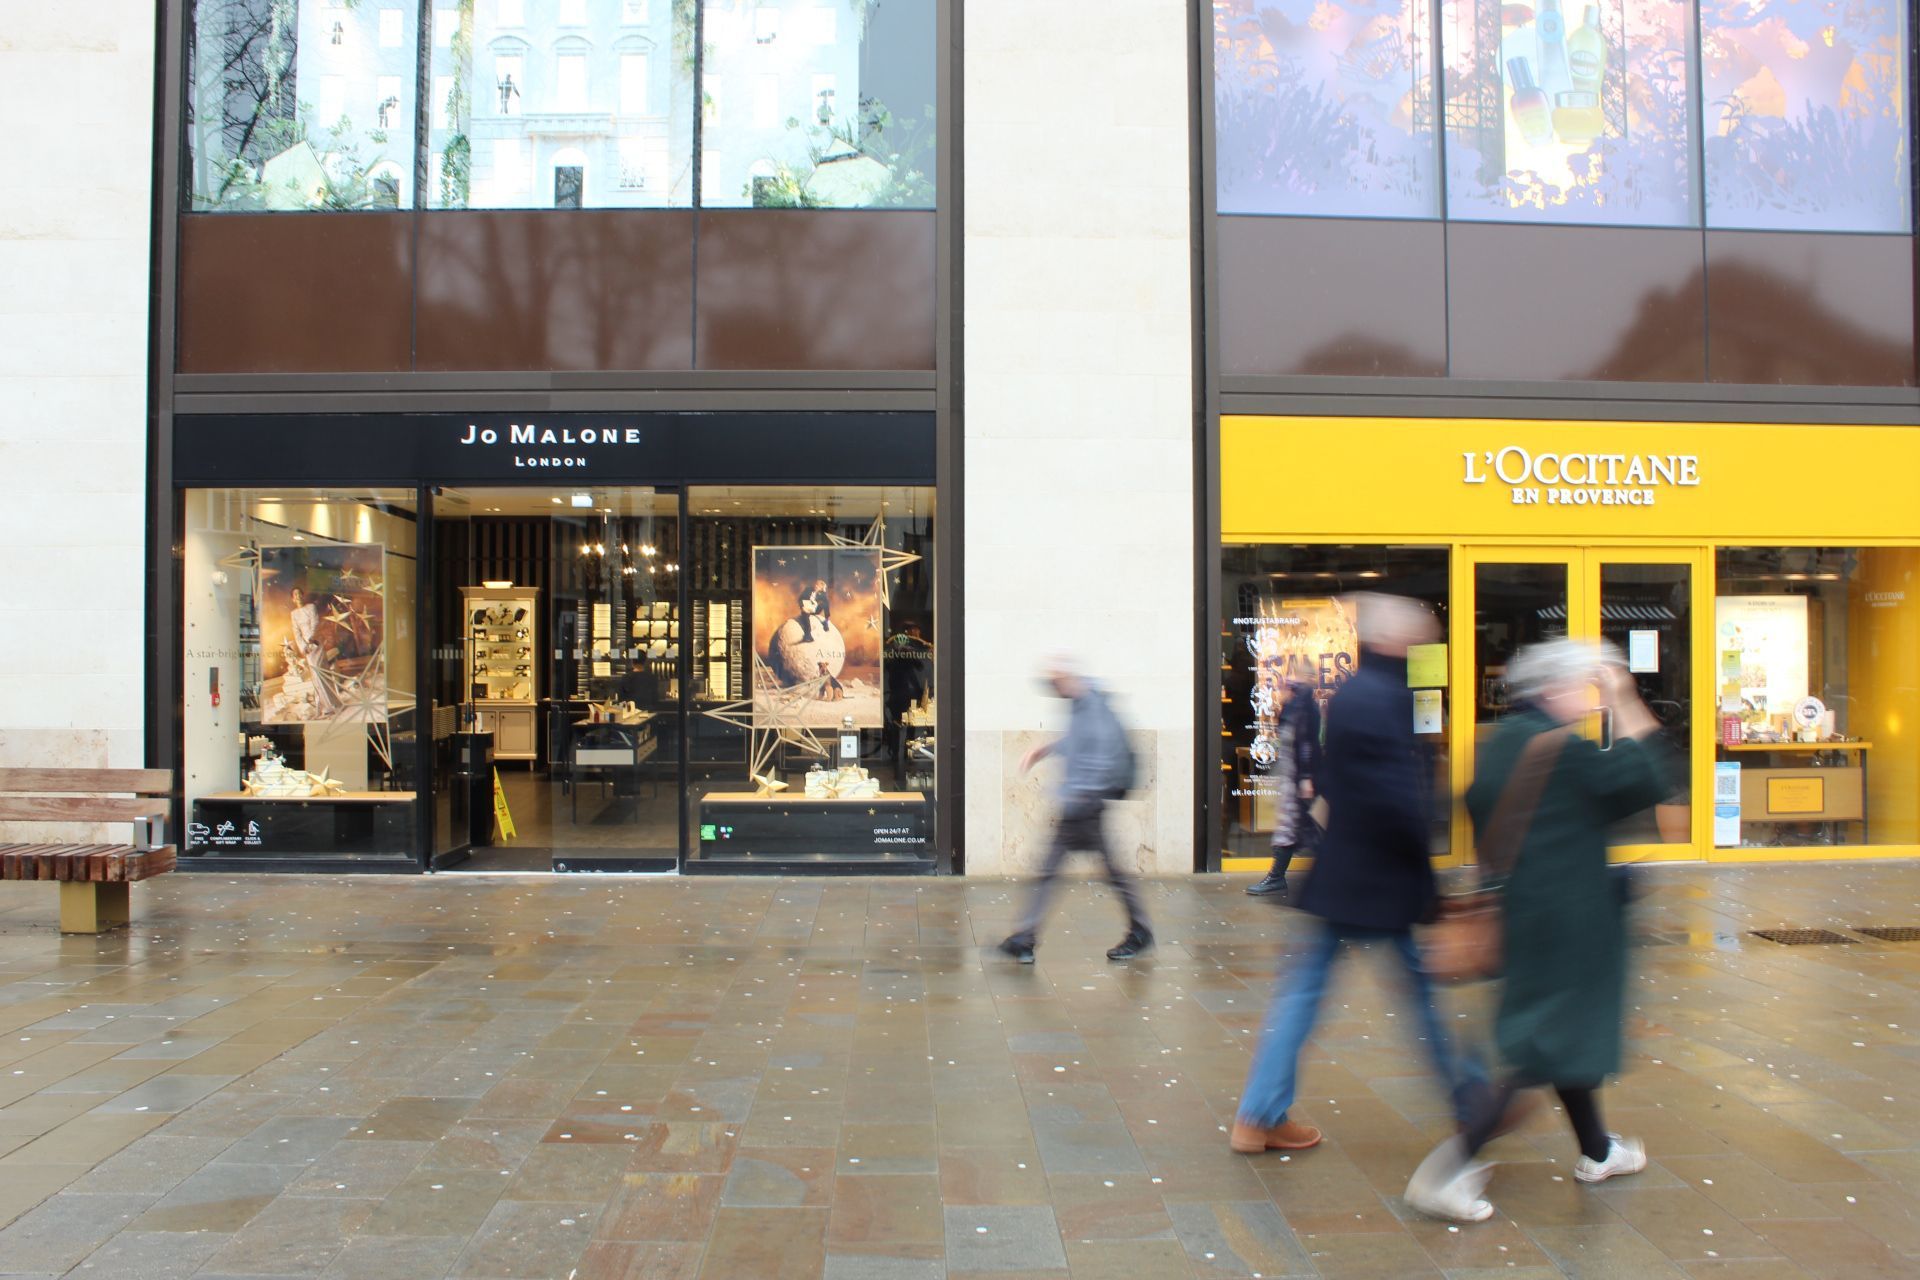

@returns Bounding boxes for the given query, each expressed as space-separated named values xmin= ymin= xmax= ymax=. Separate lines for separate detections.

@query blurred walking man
xmin=999 ymin=659 xmax=1151 ymax=964
xmin=1231 ymin=595 xmax=1476 ymax=1154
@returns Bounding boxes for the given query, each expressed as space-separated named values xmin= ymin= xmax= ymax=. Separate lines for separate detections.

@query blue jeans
xmin=1238 ymin=918 xmax=1480 ymax=1129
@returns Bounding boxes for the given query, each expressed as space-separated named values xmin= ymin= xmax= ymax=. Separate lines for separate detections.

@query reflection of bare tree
xmin=416 ymin=212 xmax=696 ymax=370
xmin=188 ymin=0 xmax=288 ymax=203
xmin=695 ymin=212 xmax=934 ymax=369
xmin=1285 ymin=334 xmax=1445 ymax=378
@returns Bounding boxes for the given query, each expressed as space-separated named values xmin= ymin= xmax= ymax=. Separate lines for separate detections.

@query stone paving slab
xmin=0 ymin=864 xmax=1917 ymax=1276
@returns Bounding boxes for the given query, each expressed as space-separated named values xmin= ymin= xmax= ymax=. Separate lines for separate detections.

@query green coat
xmin=1467 ymin=707 xmax=1675 ymax=1086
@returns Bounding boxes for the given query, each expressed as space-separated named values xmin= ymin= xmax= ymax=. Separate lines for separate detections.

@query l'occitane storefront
xmin=1218 ymin=416 xmax=1920 ymax=871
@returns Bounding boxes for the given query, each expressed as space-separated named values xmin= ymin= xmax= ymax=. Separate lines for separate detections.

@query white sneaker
xmin=1405 ymin=1137 xmax=1495 ymax=1224
xmin=1574 ymin=1136 xmax=1646 ymax=1183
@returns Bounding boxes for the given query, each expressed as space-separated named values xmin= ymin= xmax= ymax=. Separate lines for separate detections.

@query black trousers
xmin=1464 ymin=1078 xmax=1610 ymax=1162
xmin=1010 ymin=798 xmax=1150 ymax=943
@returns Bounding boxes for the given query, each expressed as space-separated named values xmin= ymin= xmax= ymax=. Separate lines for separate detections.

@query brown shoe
xmin=1229 ymin=1118 xmax=1323 ymax=1154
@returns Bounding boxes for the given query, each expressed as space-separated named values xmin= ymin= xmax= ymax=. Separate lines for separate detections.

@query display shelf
xmin=462 ymin=587 xmax=539 ymax=760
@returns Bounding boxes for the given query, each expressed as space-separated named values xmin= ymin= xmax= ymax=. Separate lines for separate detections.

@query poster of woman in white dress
xmin=259 ymin=544 xmax=387 ymax=725
xmin=752 ymin=547 xmax=884 ymax=729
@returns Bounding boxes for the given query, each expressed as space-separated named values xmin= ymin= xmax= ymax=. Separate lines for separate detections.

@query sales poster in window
xmin=1715 ymin=595 xmax=1808 ymax=732
xmin=258 ymin=544 xmax=388 ymax=726
xmin=752 ymin=547 xmax=884 ymax=729
xmin=1240 ymin=596 xmax=1361 ymax=760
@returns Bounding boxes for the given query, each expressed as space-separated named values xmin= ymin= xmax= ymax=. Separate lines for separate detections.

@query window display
xmin=1219 ymin=544 xmax=1452 ymax=861
xmin=687 ymin=485 xmax=936 ymax=863
xmin=1712 ymin=548 xmax=1919 ymax=849
xmin=1700 ymin=0 xmax=1911 ymax=232
xmin=1217 ymin=0 xmax=1913 ymax=230
xmin=181 ymin=488 xmax=419 ymax=860
xmin=1214 ymin=0 xmax=1440 ymax=218
xmin=1445 ymin=0 xmax=1698 ymax=224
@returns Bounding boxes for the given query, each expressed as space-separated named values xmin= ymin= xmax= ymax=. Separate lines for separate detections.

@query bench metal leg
xmin=60 ymin=881 xmax=131 ymax=934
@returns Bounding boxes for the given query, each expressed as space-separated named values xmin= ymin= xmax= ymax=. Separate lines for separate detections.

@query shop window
xmin=428 ymin=4 xmax=693 ymax=208
xmin=553 ymin=156 xmax=586 ymax=209
xmin=701 ymin=0 xmax=937 ymax=208
xmin=1216 ymin=0 xmax=1911 ymax=231
xmin=555 ymin=51 xmax=589 ymax=111
xmin=1701 ymin=0 xmax=1910 ymax=231
xmin=181 ymin=489 xmax=420 ymax=862
xmin=1218 ymin=544 xmax=1453 ymax=861
xmin=187 ymin=0 xmax=421 ymax=211
xmin=685 ymin=486 xmax=938 ymax=865
xmin=1445 ymin=0 xmax=1700 ymax=226
xmin=620 ymin=52 xmax=650 ymax=116
xmin=1214 ymin=0 xmax=1440 ymax=218
xmin=1713 ymin=548 xmax=1920 ymax=850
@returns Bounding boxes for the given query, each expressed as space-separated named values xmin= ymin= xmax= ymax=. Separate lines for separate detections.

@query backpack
xmin=1109 ymin=724 xmax=1138 ymax=798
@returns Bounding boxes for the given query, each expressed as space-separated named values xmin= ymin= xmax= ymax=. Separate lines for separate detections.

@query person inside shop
xmin=998 ymin=656 xmax=1151 ymax=964
xmin=1404 ymin=637 xmax=1673 ymax=1224
xmin=1245 ymin=676 xmax=1322 ymax=899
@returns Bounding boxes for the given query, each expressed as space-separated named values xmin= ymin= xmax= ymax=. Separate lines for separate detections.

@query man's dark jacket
xmin=1296 ymin=651 xmax=1436 ymax=930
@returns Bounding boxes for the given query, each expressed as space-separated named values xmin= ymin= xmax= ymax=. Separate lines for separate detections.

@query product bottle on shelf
xmin=1567 ymin=4 xmax=1607 ymax=98
xmin=1534 ymin=0 xmax=1572 ymax=101
xmin=1506 ymin=56 xmax=1553 ymax=145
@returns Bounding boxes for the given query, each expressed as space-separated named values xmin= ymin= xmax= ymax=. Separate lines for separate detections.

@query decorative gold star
xmin=702 ymin=655 xmax=830 ymax=779
xmin=826 ymin=516 xmax=921 ymax=608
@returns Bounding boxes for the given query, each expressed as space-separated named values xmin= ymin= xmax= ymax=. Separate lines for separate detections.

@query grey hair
xmin=1350 ymin=593 xmax=1438 ymax=647
xmin=1506 ymin=637 xmax=1627 ymax=702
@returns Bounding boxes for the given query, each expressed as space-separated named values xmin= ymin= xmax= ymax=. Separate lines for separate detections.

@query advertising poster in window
xmin=752 ymin=547 xmax=884 ymax=729
xmin=258 ymin=544 xmax=389 ymax=725
xmin=1228 ymin=597 xmax=1360 ymax=826
xmin=1714 ymin=594 xmax=1808 ymax=733
xmin=1447 ymin=0 xmax=1696 ymax=224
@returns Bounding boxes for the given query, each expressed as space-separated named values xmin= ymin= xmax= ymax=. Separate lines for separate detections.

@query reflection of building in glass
xmin=437 ymin=0 xmax=696 ymax=209
xmin=189 ymin=0 xmax=420 ymax=210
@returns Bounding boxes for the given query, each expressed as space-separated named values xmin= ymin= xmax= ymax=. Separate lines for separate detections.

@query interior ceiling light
xmin=571 ymin=492 xmax=594 ymax=508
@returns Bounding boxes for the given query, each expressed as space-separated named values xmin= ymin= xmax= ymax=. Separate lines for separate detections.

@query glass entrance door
xmin=430 ymin=487 xmax=683 ymax=871
xmin=1455 ymin=547 xmax=1704 ymax=863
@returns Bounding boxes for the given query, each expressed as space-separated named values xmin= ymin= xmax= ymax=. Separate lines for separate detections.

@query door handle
xmin=1598 ymin=705 xmax=1615 ymax=751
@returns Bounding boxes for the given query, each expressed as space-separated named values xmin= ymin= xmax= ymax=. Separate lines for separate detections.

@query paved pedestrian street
xmin=0 ymin=864 xmax=1917 ymax=1278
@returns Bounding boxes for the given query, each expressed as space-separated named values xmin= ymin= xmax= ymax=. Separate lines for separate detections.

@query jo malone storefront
xmin=1215 ymin=416 xmax=1920 ymax=871
xmin=171 ymin=410 xmax=945 ymax=876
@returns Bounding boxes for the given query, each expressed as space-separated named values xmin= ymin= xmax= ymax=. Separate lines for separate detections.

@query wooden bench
xmin=0 ymin=769 xmax=176 ymax=933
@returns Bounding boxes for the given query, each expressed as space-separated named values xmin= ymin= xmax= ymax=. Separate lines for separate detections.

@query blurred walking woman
xmin=1406 ymin=638 xmax=1676 ymax=1223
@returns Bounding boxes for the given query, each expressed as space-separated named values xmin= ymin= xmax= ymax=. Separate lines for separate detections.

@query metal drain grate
xmin=1854 ymin=926 xmax=1920 ymax=942
xmin=1750 ymin=928 xmax=1859 ymax=946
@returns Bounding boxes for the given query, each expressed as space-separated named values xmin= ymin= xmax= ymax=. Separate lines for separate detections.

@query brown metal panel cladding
xmin=415 ymin=210 xmax=696 ymax=371
xmin=695 ymin=210 xmax=936 ymax=371
xmin=1216 ymin=216 xmax=1447 ymax=378
xmin=177 ymin=214 xmax=413 ymax=373
xmin=1706 ymin=232 xmax=1915 ymax=387
xmin=1448 ymin=223 xmax=1707 ymax=383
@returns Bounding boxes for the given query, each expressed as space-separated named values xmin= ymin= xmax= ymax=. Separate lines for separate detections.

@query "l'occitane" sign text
xmin=1464 ymin=447 xmax=1700 ymax=507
